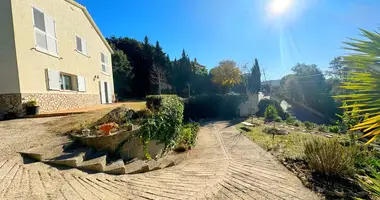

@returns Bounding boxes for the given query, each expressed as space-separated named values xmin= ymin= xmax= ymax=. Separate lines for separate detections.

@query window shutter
xmin=45 ymin=15 xmax=58 ymax=55
xmin=99 ymin=81 xmax=106 ymax=104
xmin=82 ymin=39 xmax=87 ymax=55
xmin=107 ymin=83 xmax=113 ymax=103
xmin=77 ymin=76 xmax=86 ymax=92
xmin=45 ymin=16 xmax=56 ymax=37
xmin=47 ymin=37 xmax=58 ymax=55
xmin=47 ymin=69 xmax=60 ymax=90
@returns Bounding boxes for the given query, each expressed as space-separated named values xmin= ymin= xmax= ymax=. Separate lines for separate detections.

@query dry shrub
xmin=304 ymin=138 xmax=356 ymax=177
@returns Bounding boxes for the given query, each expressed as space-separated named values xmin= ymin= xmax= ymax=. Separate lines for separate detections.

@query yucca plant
xmin=358 ymin=172 xmax=380 ymax=198
xmin=336 ymin=28 xmax=380 ymax=144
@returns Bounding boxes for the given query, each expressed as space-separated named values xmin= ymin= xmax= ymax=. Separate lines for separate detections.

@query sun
xmin=268 ymin=0 xmax=294 ymax=15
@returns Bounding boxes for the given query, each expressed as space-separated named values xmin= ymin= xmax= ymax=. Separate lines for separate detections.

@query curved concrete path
xmin=0 ymin=119 xmax=319 ymax=199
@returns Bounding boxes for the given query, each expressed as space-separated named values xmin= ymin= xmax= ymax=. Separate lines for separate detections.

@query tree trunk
xmin=158 ymin=80 xmax=161 ymax=95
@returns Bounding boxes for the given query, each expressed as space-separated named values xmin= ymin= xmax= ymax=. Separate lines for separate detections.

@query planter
xmin=26 ymin=106 xmax=40 ymax=115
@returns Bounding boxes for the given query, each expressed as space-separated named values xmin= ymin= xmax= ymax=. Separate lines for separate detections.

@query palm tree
xmin=336 ymin=28 xmax=380 ymax=144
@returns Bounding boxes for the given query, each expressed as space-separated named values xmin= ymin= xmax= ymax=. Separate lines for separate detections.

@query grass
xmin=46 ymin=101 xmax=146 ymax=134
xmin=238 ymin=119 xmax=348 ymax=160
xmin=241 ymin=125 xmax=314 ymax=159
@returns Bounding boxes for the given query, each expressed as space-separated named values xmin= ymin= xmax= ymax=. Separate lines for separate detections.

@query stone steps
xmin=105 ymin=159 xmax=126 ymax=175
xmin=18 ymin=140 xmax=69 ymax=161
xmin=18 ymin=141 xmax=190 ymax=175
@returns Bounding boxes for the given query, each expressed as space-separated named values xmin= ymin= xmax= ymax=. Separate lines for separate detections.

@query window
xmin=60 ymin=74 xmax=74 ymax=90
xmin=101 ymin=53 xmax=109 ymax=73
xmin=76 ymin=35 xmax=88 ymax=55
xmin=32 ymin=7 xmax=58 ymax=56
xmin=47 ymin=69 xmax=85 ymax=92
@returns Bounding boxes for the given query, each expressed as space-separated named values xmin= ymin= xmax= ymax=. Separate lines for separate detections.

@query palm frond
xmin=338 ymin=28 xmax=380 ymax=144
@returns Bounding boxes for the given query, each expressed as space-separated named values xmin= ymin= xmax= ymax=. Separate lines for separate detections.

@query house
xmin=0 ymin=0 xmax=114 ymax=117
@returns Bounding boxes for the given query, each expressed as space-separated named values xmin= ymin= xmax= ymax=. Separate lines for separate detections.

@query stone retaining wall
xmin=21 ymin=93 xmax=100 ymax=113
xmin=0 ymin=94 xmax=23 ymax=117
xmin=0 ymin=93 xmax=101 ymax=117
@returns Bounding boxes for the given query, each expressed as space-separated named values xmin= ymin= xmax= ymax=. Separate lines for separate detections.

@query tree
xmin=264 ymin=105 xmax=279 ymax=122
xmin=326 ymin=56 xmax=348 ymax=80
xmin=210 ymin=60 xmax=242 ymax=93
xmin=150 ymin=65 xmax=167 ymax=95
xmin=250 ymin=58 xmax=261 ymax=93
xmin=112 ymin=49 xmax=133 ymax=99
xmin=336 ymin=28 xmax=380 ymax=144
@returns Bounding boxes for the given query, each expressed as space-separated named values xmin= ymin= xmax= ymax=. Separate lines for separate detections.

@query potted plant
xmin=25 ymin=100 xmax=40 ymax=115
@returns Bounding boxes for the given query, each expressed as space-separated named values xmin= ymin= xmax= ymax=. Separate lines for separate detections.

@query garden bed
xmin=240 ymin=118 xmax=378 ymax=199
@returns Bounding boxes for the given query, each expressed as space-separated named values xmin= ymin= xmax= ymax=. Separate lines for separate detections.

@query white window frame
xmin=31 ymin=5 xmax=59 ymax=57
xmin=101 ymin=52 xmax=110 ymax=74
xmin=75 ymin=35 xmax=88 ymax=56
xmin=60 ymin=74 xmax=75 ymax=91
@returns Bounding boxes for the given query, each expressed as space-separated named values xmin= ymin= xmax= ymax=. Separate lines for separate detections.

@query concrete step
xmin=125 ymin=160 xmax=149 ymax=174
xmin=146 ymin=160 xmax=160 ymax=171
xmin=79 ymin=150 xmax=107 ymax=172
xmin=18 ymin=140 xmax=68 ymax=161
xmin=105 ymin=159 xmax=126 ymax=175
xmin=45 ymin=149 xmax=87 ymax=168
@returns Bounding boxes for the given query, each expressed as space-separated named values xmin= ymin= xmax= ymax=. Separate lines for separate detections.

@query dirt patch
xmin=283 ymin=158 xmax=370 ymax=200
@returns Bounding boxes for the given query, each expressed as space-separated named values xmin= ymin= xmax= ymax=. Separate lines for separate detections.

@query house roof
xmin=65 ymin=0 xmax=114 ymax=54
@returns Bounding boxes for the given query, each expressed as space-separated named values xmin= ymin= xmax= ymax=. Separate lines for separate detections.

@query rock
xmin=302 ymin=130 xmax=307 ymax=132
xmin=325 ymin=134 xmax=333 ymax=138
xmin=95 ymin=107 xmax=134 ymax=126
xmin=241 ymin=122 xmax=254 ymax=127
xmin=291 ymin=128 xmax=295 ymax=130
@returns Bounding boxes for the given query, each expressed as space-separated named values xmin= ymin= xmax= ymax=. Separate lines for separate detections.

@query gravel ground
xmin=0 ymin=117 xmax=68 ymax=160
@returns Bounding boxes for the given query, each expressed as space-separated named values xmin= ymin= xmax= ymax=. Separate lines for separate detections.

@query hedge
xmin=183 ymin=94 xmax=247 ymax=120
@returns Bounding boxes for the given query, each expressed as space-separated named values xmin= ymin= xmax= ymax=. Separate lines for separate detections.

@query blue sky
xmin=77 ymin=0 xmax=379 ymax=80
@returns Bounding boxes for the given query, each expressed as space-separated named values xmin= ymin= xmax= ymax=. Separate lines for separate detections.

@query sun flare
xmin=269 ymin=0 xmax=294 ymax=15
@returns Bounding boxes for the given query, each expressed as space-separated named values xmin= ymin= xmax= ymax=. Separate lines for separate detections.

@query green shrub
xmin=294 ymin=121 xmax=301 ymax=127
xmin=328 ymin=125 xmax=340 ymax=133
xmin=286 ymin=115 xmax=297 ymax=125
xmin=146 ymin=95 xmax=182 ymax=111
xmin=264 ymin=105 xmax=279 ymax=122
xmin=183 ymin=94 xmax=247 ymax=120
xmin=275 ymin=116 xmax=282 ymax=122
xmin=317 ymin=125 xmax=328 ymax=132
xmin=256 ymin=99 xmax=289 ymax=120
xmin=354 ymin=147 xmax=380 ymax=174
xmin=304 ymin=138 xmax=356 ymax=177
xmin=174 ymin=122 xmax=200 ymax=152
xmin=140 ymin=95 xmax=184 ymax=152
xmin=304 ymin=121 xmax=316 ymax=130
xmin=133 ymin=108 xmax=153 ymax=119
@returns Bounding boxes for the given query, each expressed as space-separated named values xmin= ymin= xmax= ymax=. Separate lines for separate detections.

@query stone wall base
xmin=0 ymin=93 xmax=101 ymax=118
xmin=0 ymin=94 xmax=23 ymax=117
